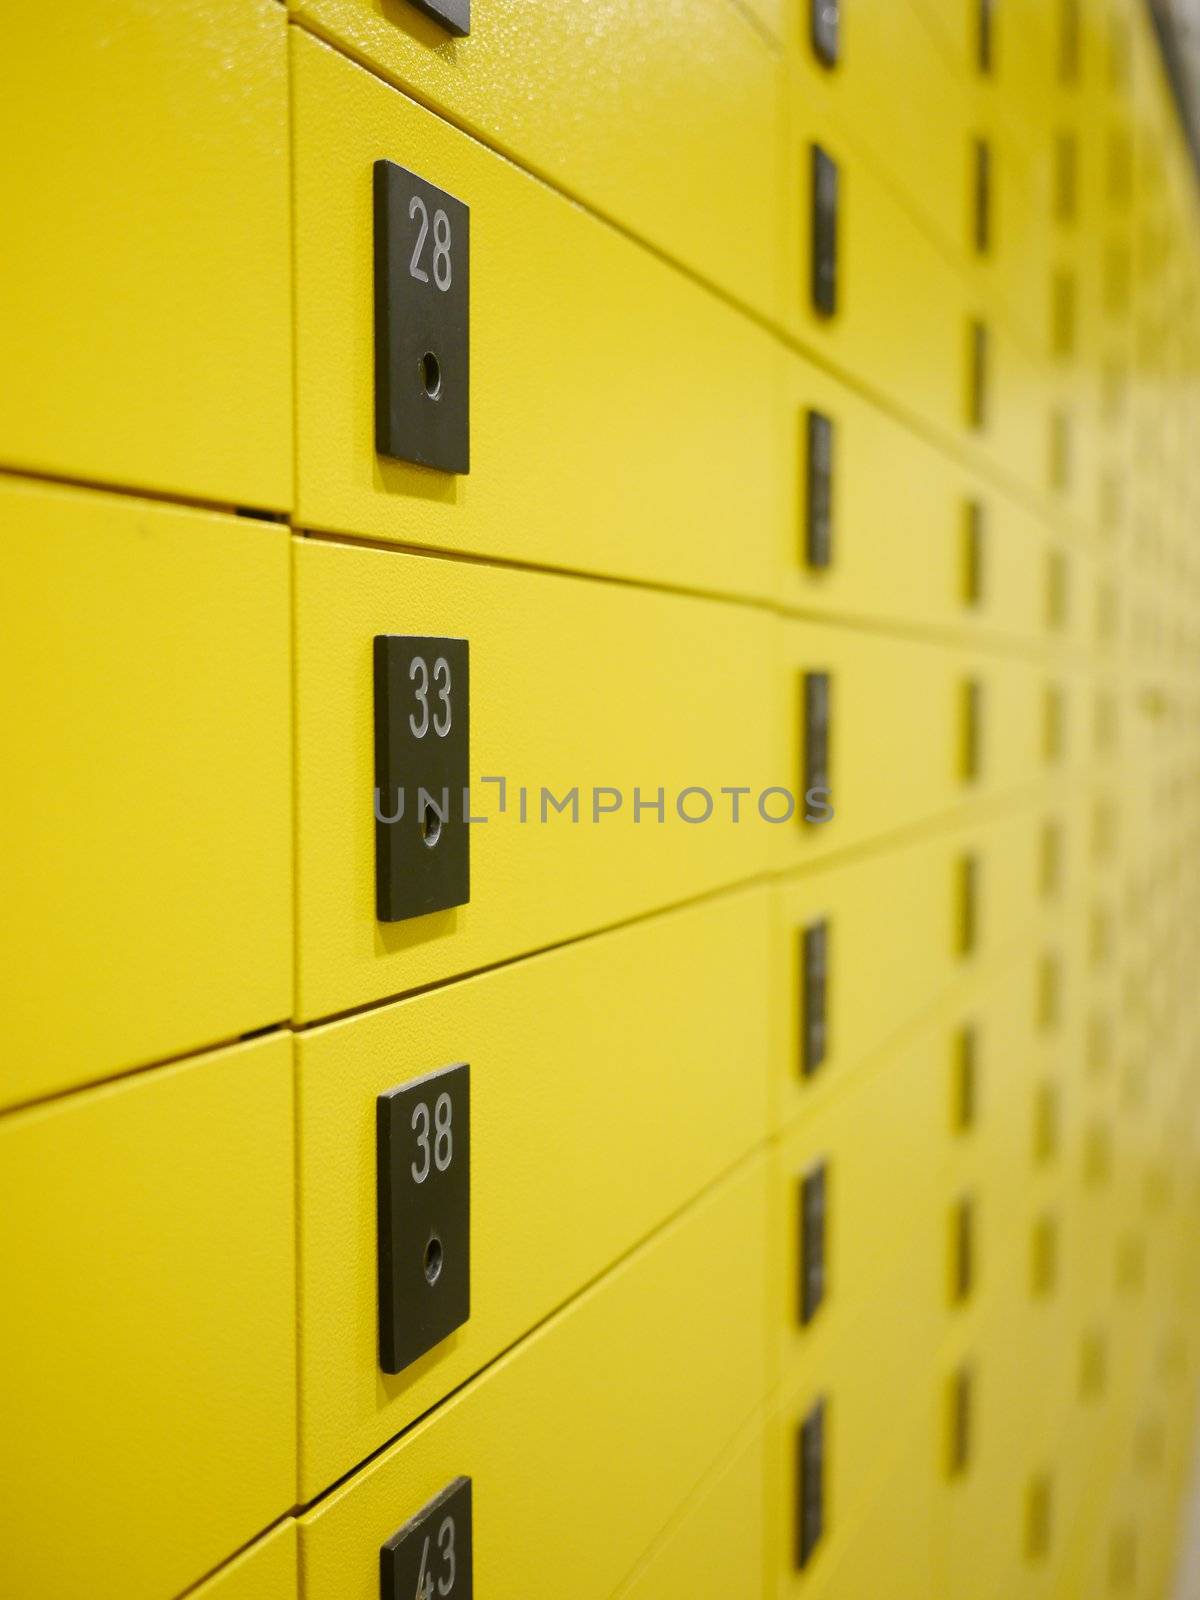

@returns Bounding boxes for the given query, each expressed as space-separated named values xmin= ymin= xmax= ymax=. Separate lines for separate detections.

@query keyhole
xmin=420 ymin=350 xmax=442 ymax=400
xmin=424 ymin=1234 xmax=443 ymax=1285
xmin=419 ymin=800 xmax=443 ymax=849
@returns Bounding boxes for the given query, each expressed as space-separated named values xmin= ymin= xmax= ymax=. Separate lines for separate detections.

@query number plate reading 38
xmin=381 ymin=1477 xmax=473 ymax=1600
xmin=377 ymin=1062 xmax=470 ymax=1374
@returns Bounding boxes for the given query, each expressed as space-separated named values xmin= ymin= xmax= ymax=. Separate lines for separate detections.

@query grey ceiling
xmin=1150 ymin=0 xmax=1200 ymax=169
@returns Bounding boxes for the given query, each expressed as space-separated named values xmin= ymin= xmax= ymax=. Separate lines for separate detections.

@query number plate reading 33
xmin=381 ymin=1476 xmax=473 ymax=1600
xmin=374 ymin=635 xmax=470 ymax=923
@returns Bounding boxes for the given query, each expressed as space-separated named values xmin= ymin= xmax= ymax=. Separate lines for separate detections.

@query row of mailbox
xmin=4 ymin=888 xmax=1195 ymax=1599
xmin=8 ymin=470 xmax=1184 ymax=1109
xmin=4 ymin=6 xmax=1197 ymax=564
xmin=291 ymin=0 xmax=1191 ymax=332
xmin=805 ymin=819 xmax=1200 ymax=1597
xmin=791 ymin=1306 xmax=1200 ymax=1600
xmin=171 ymin=1317 xmax=1200 ymax=1600
xmin=263 ymin=0 xmax=1200 ymax=570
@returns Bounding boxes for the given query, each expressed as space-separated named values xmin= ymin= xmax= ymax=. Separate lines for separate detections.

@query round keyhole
xmin=424 ymin=1234 xmax=443 ymax=1286
xmin=419 ymin=800 xmax=443 ymax=849
xmin=420 ymin=350 xmax=442 ymax=400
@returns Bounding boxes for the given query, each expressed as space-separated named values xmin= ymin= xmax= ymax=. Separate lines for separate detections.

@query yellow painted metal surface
xmin=770 ymin=962 xmax=1006 ymax=1594
xmin=783 ymin=95 xmax=971 ymax=448
xmin=290 ymin=29 xmax=784 ymax=601
xmin=779 ymin=350 xmax=1063 ymax=644
xmin=794 ymin=0 xmax=974 ymax=274
xmin=771 ymin=803 xmax=1062 ymax=1130
xmin=292 ymin=534 xmax=773 ymax=1021
xmin=297 ymin=1156 xmax=770 ymax=1600
xmin=782 ymin=1408 xmax=938 ymax=1600
xmin=775 ymin=618 xmax=1059 ymax=876
xmin=612 ymin=1413 xmax=770 ymax=1600
xmin=771 ymin=1019 xmax=947 ymax=1378
xmin=0 ymin=1035 xmax=297 ymax=1600
xmin=295 ymin=884 xmax=771 ymax=1495
xmin=0 ymin=475 xmax=293 ymax=1109
xmin=287 ymin=0 xmax=785 ymax=322
xmin=0 ymin=1 xmax=292 ymax=509
xmin=4 ymin=0 xmax=1200 ymax=1594
xmin=190 ymin=1522 xmax=298 ymax=1600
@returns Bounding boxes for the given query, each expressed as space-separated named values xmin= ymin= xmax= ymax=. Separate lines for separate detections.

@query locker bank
xmin=3 ymin=2 xmax=1200 ymax=1596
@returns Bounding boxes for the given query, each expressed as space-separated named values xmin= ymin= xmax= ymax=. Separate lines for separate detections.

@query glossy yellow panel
xmin=0 ymin=476 xmax=292 ymax=1108
xmin=769 ymin=924 xmax=1112 ymax=1597
xmin=940 ymin=1332 xmax=1037 ymax=1600
xmin=908 ymin=0 xmax=1058 ymax=141
xmin=290 ymin=30 xmax=783 ymax=600
xmin=804 ymin=0 xmax=974 ymax=269
xmin=939 ymin=980 xmax=1094 ymax=1600
xmin=288 ymin=0 xmax=784 ymax=321
xmin=784 ymin=46 xmax=1109 ymax=511
xmin=772 ymin=806 xmax=1047 ymax=1130
xmin=796 ymin=1415 xmax=938 ymax=1600
xmin=973 ymin=131 xmax=1056 ymax=357
xmin=191 ymin=1522 xmax=298 ymax=1600
xmin=0 ymin=1035 xmax=296 ymax=1600
xmin=613 ymin=1414 xmax=769 ymax=1600
xmin=0 ymin=1 xmax=291 ymax=508
xmin=960 ymin=963 xmax=1060 ymax=1224
xmin=298 ymin=1157 xmax=770 ymax=1600
xmin=768 ymin=1367 xmax=938 ymax=1600
xmin=296 ymin=884 xmax=771 ymax=1494
xmin=779 ymin=350 xmax=1057 ymax=644
xmin=293 ymin=535 xmax=773 ymax=1021
xmin=976 ymin=314 xmax=1060 ymax=504
xmin=740 ymin=0 xmax=786 ymax=43
xmin=773 ymin=1027 xmax=946 ymax=1370
xmin=783 ymin=92 xmax=968 ymax=445
xmin=776 ymin=616 xmax=1054 ymax=876
xmin=2 ymin=0 xmax=1197 ymax=1592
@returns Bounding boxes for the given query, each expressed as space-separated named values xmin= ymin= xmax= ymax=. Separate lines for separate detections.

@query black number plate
xmin=374 ymin=161 xmax=470 ymax=473
xmin=377 ymin=1063 xmax=471 ymax=1375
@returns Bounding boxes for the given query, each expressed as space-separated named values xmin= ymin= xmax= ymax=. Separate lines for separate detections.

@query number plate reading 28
xmin=381 ymin=1476 xmax=473 ymax=1600
xmin=409 ymin=0 xmax=469 ymax=36
xmin=374 ymin=635 xmax=470 ymax=923
xmin=377 ymin=1063 xmax=470 ymax=1374
xmin=374 ymin=160 xmax=470 ymax=473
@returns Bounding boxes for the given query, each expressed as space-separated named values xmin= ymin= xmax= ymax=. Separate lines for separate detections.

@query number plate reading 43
xmin=377 ymin=1062 xmax=470 ymax=1374
xmin=382 ymin=1477 xmax=472 ymax=1600
xmin=374 ymin=160 xmax=470 ymax=473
